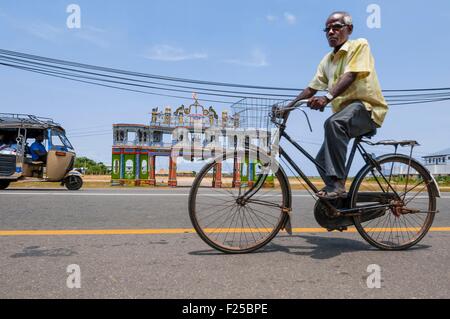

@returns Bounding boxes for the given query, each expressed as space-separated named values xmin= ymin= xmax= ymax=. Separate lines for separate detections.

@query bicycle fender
xmin=276 ymin=164 xmax=293 ymax=234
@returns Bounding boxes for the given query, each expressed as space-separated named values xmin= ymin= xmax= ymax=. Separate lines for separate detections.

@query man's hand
xmin=272 ymin=98 xmax=300 ymax=118
xmin=271 ymin=104 xmax=288 ymax=118
xmin=308 ymin=96 xmax=330 ymax=111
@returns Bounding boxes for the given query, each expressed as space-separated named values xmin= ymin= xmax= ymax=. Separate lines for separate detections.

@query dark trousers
xmin=315 ymin=101 xmax=377 ymax=187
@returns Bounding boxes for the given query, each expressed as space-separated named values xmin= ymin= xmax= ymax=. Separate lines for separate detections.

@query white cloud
xmin=26 ymin=23 xmax=64 ymax=41
xmin=17 ymin=20 xmax=109 ymax=47
xmin=224 ymin=49 xmax=268 ymax=67
xmin=74 ymin=25 xmax=109 ymax=48
xmin=266 ymin=12 xmax=297 ymax=25
xmin=74 ymin=32 xmax=109 ymax=48
xmin=284 ymin=12 xmax=297 ymax=25
xmin=144 ymin=44 xmax=207 ymax=62
xmin=266 ymin=15 xmax=278 ymax=22
xmin=84 ymin=25 xmax=106 ymax=33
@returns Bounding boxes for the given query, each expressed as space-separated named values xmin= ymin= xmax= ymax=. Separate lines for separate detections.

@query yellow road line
xmin=1 ymin=227 xmax=450 ymax=236
xmin=0 ymin=229 xmax=197 ymax=236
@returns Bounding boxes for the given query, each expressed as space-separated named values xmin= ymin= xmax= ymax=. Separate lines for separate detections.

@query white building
xmin=422 ymin=148 xmax=450 ymax=176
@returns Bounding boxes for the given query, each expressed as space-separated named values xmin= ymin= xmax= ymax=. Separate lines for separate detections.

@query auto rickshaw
xmin=0 ymin=113 xmax=83 ymax=190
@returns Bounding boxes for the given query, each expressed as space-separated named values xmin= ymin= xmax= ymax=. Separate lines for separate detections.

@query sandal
xmin=316 ymin=188 xmax=347 ymax=200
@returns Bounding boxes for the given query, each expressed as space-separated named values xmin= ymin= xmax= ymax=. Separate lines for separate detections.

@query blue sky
xmin=0 ymin=0 xmax=449 ymax=175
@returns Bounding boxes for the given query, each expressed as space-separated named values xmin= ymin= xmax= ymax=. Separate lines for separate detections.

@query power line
xmin=2 ymin=48 xmax=450 ymax=94
xmin=0 ymin=62 xmax=236 ymax=104
xmin=68 ymin=132 xmax=112 ymax=138
xmin=0 ymin=54 xmax=296 ymax=98
xmin=0 ymin=61 xmax=253 ymax=101
xmin=0 ymin=48 xmax=301 ymax=91
xmin=3 ymin=58 xmax=450 ymax=105
xmin=68 ymin=129 xmax=112 ymax=137
xmin=67 ymin=124 xmax=112 ymax=133
xmin=1 ymin=48 xmax=450 ymax=106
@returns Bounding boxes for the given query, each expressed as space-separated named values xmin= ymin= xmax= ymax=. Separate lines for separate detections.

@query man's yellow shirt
xmin=308 ymin=38 xmax=388 ymax=127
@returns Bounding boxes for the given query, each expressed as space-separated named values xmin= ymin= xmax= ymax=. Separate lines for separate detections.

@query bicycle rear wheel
xmin=188 ymin=149 xmax=290 ymax=253
xmin=350 ymin=155 xmax=437 ymax=250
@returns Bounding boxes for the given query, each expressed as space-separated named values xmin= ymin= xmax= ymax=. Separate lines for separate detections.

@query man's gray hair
xmin=329 ymin=11 xmax=353 ymax=25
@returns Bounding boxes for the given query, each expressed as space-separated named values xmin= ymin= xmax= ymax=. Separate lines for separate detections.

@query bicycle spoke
xmin=400 ymin=179 xmax=425 ymax=198
xmin=352 ymin=156 xmax=435 ymax=250
xmin=246 ymin=205 xmax=281 ymax=225
xmin=243 ymin=206 xmax=265 ymax=239
xmin=202 ymin=202 xmax=238 ymax=229
xmin=222 ymin=205 xmax=240 ymax=244
xmin=243 ymin=211 xmax=258 ymax=244
xmin=404 ymin=183 xmax=429 ymax=206
xmin=196 ymin=200 xmax=237 ymax=213
xmin=246 ymin=198 xmax=282 ymax=209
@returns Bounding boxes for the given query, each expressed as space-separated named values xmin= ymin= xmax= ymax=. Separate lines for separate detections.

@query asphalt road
xmin=0 ymin=188 xmax=449 ymax=299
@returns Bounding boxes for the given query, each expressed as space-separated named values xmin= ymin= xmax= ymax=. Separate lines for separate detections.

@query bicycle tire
xmin=189 ymin=149 xmax=290 ymax=254
xmin=350 ymin=154 xmax=436 ymax=250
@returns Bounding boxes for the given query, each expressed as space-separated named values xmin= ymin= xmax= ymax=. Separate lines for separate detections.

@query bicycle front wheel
xmin=188 ymin=150 xmax=290 ymax=253
xmin=350 ymin=155 xmax=437 ymax=250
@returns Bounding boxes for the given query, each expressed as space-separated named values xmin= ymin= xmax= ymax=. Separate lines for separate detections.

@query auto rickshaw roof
xmin=0 ymin=113 xmax=65 ymax=132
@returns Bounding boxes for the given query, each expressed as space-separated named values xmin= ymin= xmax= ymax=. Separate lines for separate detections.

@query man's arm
xmin=31 ymin=144 xmax=47 ymax=156
xmin=290 ymin=87 xmax=318 ymax=106
xmin=275 ymin=87 xmax=317 ymax=118
xmin=35 ymin=149 xmax=47 ymax=156
xmin=329 ymin=72 xmax=358 ymax=98
xmin=309 ymin=72 xmax=357 ymax=110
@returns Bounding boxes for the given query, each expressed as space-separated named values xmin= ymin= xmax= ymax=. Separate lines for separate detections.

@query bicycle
xmin=188 ymin=99 xmax=440 ymax=253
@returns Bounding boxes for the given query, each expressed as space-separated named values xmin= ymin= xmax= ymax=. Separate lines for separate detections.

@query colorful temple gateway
xmin=111 ymin=96 xmax=274 ymax=187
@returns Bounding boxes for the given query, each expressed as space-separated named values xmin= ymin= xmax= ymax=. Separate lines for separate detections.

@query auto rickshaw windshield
xmin=51 ymin=129 xmax=74 ymax=151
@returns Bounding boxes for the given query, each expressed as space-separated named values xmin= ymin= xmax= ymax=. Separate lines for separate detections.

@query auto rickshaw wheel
xmin=65 ymin=175 xmax=83 ymax=190
xmin=0 ymin=180 xmax=11 ymax=190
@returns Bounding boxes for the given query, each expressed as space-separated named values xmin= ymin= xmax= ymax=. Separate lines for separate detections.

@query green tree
xmin=74 ymin=157 xmax=110 ymax=175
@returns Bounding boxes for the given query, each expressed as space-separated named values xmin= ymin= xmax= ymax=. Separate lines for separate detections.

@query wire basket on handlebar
xmin=229 ymin=98 xmax=291 ymax=153
xmin=230 ymin=97 xmax=289 ymax=131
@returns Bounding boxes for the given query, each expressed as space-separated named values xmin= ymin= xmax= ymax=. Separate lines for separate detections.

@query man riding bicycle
xmin=278 ymin=11 xmax=388 ymax=199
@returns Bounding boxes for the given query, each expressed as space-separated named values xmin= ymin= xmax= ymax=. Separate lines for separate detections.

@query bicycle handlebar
xmin=280 ymin=99 xmax=310 ymax=112
xmin=271 ymin=99 xmax=313 ymax=132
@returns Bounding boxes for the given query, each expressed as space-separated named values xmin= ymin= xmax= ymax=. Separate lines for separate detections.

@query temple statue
xmin=221 ymin=111 xmax=228 ymax=128
xmin=208 ymin=106 xmax=218 ymax=126
xmin=174 ymin=104 xmax=186 ymax=125
xmin=164 ymin=107 xmax=172 ymax=125
xmin=233 ymin=113 xmax=240 ymax=128
xmin=151 ymin=107 xmax=159 ymax=124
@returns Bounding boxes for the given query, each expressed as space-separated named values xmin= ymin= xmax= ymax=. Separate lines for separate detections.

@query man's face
xmin=36 ymin=135 xmax=44 ymax=143
xmin=325 ymin=14 xmax=352 ymax=48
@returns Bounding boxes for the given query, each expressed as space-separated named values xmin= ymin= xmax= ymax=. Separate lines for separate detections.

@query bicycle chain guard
xmin=313 ymin=200 xmax=353 ymax=231
xmin=314 ymin=199 xmax=388 ymax=231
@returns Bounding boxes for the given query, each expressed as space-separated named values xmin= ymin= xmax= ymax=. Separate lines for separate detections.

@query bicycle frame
xmin=239 ymin=103 xmax=407 ymax=217
xmin=278 ymin=131 xmax=401 ymax=215
xmin=279 ymin=130 xmax=368 ymax=194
